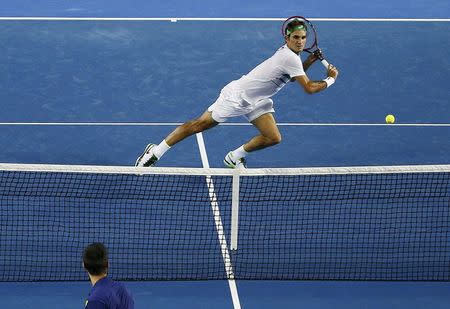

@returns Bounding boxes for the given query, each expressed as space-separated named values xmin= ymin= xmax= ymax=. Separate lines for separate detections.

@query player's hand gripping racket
xmin=282 ymin=16 xmax=330 ymax=69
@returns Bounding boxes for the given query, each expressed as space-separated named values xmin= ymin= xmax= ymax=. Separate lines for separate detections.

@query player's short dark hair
xmin=83 ymin=243 xmax=109 ymax=276
xmin=285 ymin=19 xmax=308 ymax=36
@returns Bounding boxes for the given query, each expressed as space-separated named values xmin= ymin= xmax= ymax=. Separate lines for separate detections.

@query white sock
xmin=231 ymin=145 xmax=248 ymax=160
xmin=153 ymin=140 xmax=171 ymax=159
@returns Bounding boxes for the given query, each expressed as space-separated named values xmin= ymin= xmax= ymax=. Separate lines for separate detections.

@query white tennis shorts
xmin=207 ymin=94 xmax=275 ymax=123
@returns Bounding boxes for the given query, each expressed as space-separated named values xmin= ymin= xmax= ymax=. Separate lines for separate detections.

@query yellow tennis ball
xmin=385 ymin=114 xmax=395 ymax=124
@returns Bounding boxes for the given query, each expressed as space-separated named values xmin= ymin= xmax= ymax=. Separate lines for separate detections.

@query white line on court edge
xmin=0 ymin=17 xmax=449 ymax=22
xmin=1 ymin=122 xmax=450 ymax=127
xmin=195 ymin=132 xmax=241 ymax=309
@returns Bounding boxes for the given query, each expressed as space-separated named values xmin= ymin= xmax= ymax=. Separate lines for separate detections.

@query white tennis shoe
xmin=223 ymin=151 xmax=247 ymax=169
xmin=135 ymin=144 xmax=158 ymax=167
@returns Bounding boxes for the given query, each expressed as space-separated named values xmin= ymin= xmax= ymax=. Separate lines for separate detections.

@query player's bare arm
xmin=302 ymin=49 xmax=326 ymax=71
xmin=302 ymin=53 xmax=319 ymax=71
xmin=295 ymin=64 xmax=339 ymax=94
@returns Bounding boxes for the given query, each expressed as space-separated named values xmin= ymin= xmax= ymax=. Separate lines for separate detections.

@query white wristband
xmin=323 ymin=76 xmax=335 ymax=88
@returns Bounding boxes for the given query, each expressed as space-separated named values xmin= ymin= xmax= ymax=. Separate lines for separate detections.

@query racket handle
xmin=321 ymin=59 xmax=330 ymax=69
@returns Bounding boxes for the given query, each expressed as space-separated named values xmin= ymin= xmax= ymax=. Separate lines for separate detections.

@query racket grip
xmin=321 ymin=59 xmax=330 ymax=69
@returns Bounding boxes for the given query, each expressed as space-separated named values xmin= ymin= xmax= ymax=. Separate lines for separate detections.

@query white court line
xmin=0 ymin=17 xmax=449 ymax=22
xmin=195 ymin=132 xmax=241 ymax=309
xmin=0 ymin=122 xmax=449 ymax=127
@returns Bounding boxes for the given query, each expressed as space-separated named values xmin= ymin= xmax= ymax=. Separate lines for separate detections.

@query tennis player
xmin=136 ymin=19 xmax=339 ymax=168
xmin=83 ymin=243 xmax=134 ymax=309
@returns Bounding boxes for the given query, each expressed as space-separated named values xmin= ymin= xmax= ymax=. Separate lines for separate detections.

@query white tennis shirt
xmin=220 ymin=44 xmax=306 ymax=104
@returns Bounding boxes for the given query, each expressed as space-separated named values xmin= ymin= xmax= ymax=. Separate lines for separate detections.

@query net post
xmin=230 ymin=171 xmax=240 ymax=250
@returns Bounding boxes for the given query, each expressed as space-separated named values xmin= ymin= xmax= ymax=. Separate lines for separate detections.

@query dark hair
xmin=83 ymin=243 xmax=109 ymax=276
xmin=285 ymin=19 xmax=308 ymax=36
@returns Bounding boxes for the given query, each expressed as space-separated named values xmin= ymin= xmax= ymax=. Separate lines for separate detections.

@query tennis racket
xmin=281 ymin=16 xmax=330 ymax=69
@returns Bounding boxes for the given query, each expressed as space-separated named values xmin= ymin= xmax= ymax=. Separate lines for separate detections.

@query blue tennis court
xmin=1 ymin=1 xmax=449 ymax=308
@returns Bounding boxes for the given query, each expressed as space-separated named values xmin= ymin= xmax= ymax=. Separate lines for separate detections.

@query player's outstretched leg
xmin=135 ymin=111 xmax=218 ymax=167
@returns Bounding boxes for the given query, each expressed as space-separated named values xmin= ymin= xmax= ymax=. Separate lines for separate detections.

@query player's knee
xmin=190 ymin=118 xmax=213 ymax=133
xmin=265 ymin=134 xmax=282 ymax=146
xmin=271 ymin=134 xmax=282 ymax=145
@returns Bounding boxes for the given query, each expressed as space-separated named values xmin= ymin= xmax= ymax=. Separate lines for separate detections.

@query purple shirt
xmin=85 ymin=277 xmax=134 ymax=309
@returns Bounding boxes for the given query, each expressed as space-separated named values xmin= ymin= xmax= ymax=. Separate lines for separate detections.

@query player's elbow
xmin=304 ymin=88 xmax=315 ymax=95
xmin=303 ymin=85 xmax=316 ymax=95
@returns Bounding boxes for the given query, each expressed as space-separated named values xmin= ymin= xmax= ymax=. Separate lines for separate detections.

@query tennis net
xmin=0 ymin=163 xmax=449 ymax=282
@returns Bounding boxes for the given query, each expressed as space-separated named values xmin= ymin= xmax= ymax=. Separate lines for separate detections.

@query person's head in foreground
xmin=82 ymin=242 xmax=134 ymax=308
xmin=83 ymin=242 xmax=109 ymax=281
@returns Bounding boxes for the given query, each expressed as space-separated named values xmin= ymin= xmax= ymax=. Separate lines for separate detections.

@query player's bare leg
xmin=224 ymin=113 xmax=281 ymax=168
xmin=165 ymin=111 xmax=218 ymax=146
xmin=136 ymin=111 xmax=218 ymax=167
xmin=246 ymin=113 xmax=282 ymax=151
